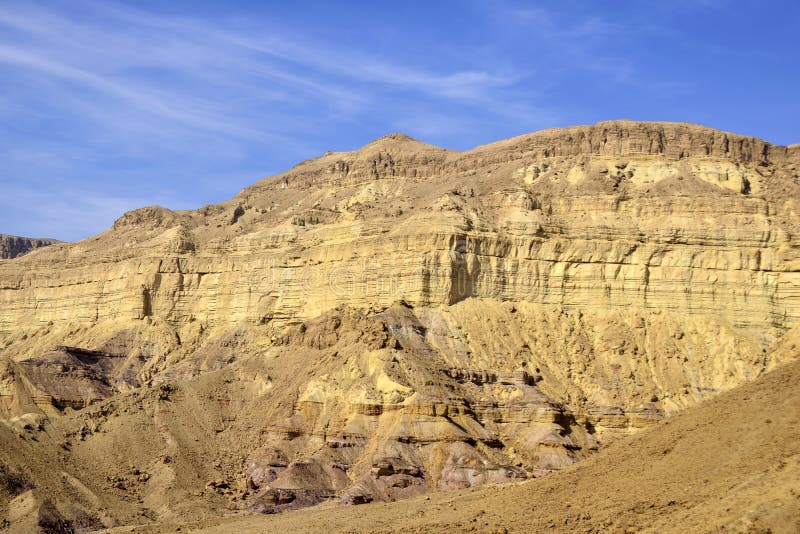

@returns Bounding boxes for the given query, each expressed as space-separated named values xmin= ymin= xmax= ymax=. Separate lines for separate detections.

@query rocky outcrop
xmin=0 ymin=121 xmax=798 ymax=529
xmin=17 ymin=346 xmax=141 ymax=411
xmin=0 ymin=235 xmax=58 ymax=260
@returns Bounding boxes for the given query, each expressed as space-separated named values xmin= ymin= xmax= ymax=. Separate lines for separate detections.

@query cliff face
xmin=0 ymin=121 xmax=799 ymax=529
xmin=2 ymin=123 xmax=798 ymax=338
xmin=0 ymin=235 xmax=58 ymax=260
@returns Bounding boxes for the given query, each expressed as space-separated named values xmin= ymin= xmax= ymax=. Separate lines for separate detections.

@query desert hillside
xmin=146 ymin=350 xmax=800 ymax=533
xmin=0 ymin=121 xmax=799 ymax=531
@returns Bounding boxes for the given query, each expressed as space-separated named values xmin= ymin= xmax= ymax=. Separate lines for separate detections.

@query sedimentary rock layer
xmin=1 ymin=122 xmax=798 ymax=343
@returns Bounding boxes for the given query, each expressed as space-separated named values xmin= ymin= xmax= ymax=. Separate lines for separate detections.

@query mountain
xmin=0 ymin=235 xmax=59 ymax=260
xmin=0 ymin=121 xmax=798 ymax=531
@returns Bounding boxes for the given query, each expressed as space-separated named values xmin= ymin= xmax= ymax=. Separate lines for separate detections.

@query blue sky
xmin=1 ymin=0 xmax=798 ymax=241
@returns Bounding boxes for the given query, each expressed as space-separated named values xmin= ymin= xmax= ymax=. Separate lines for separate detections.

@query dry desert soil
xmin=106 ymin=355 xmax=800 ymax=533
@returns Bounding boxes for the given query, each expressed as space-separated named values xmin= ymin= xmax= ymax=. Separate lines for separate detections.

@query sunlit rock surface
xmin=0 ymin=121 xmax=799 ymax=530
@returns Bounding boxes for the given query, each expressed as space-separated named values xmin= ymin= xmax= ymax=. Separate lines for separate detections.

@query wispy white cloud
xmin=0 ymin=0 xmax=525 ymax=153
xmin=0 ymin=0 xmax=674 ymax=240
xmin=83 ymin=0 xmax=516 ymax=103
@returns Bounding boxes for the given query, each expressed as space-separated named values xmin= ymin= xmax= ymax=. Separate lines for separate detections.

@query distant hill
xmin=0 ymin=234 xmax=59 ymax=259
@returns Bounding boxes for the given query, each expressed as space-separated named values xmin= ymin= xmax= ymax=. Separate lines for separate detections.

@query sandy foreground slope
xmin=108 ymin=356 xmax=800 ymax=533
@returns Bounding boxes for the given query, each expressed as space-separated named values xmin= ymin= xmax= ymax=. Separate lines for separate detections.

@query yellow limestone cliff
xmin=0 ymin=121 xmax=799 ymax=529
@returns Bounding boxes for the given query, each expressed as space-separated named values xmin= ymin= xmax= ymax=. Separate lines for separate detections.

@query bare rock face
xmin=0 ymin=235 xmax=58 ymax=260
xmin=17 ymin=346 xmax=141 ymax=411
xmin=0 ymin=121 xmax=799 ymax=529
